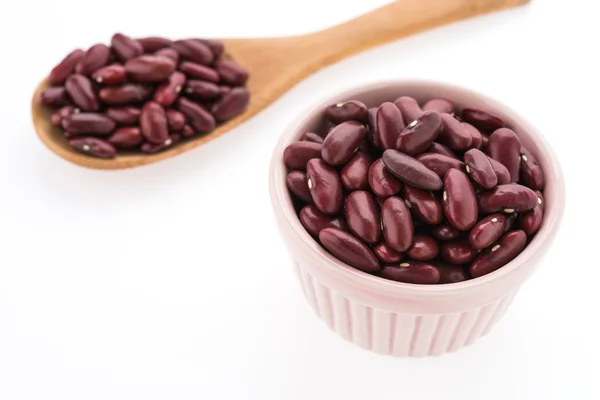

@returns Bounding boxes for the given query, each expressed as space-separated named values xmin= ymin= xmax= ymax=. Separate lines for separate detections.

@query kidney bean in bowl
xmin=269 ymin=80 xmax=565 ymax=357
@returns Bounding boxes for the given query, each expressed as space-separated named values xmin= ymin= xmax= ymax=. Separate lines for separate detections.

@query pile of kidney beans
xmin=284 ymin=97 xmax=545 ymax=284
xmin=39 ymin=33 xmax=250 ymax=158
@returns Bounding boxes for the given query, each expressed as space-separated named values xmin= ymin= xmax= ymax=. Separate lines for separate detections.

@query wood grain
xmin=31 ymin=0 xmax=530 ymax=169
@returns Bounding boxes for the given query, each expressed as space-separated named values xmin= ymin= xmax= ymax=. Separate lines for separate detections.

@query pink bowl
xmin=268 ymin=80 xmax=565 ymax=357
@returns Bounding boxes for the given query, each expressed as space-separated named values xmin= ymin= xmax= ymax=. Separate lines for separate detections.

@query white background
xmin=0 ymin=0 xmax=598 ymax=399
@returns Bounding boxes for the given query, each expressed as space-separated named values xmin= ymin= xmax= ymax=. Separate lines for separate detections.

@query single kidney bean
xmin=368 ymin=158 xmax=402 ymax=197
xmin=140 ymin=101 xmax=169 ymax=144
xmin=403 ymin=185 xmax=443 ymax=225
xmin=464 ymin=148 xmax=498 ymax=189
xmin=487 ymin=128 xmax=521 ymax=182
xmin=107 ymin=127 xmax=143 ymax=149
xmin=306 ymin=159 xmax=343 ymax=215
xmin=381 ymin=196 xmax=414 ymax=252
xmin=136 ymin=36 xmax=173 ymax=52
xmin=286 ymin=171 xmax=313 ymax=204
xmin=416 ymin=152 xmax=465 ymax=178
xmin=441 ymin=240 xmax=476 ymax=264
xmin=319 ymin=228 xmax=380 ymax=272
xmin=469 ymin=214 xmax=507 ymax=249
xmin=49 ymin=49 xmax=85 ymax=85
xmin=69 ymin=137 xmax=116 ymax=158
xmin=435 ymin=261 xmax=469 ymax=284
xmin=394 ymin=96 xmax=422 ymax=125
xmin=518 ymin=191 xmax=544 ymax=235
xmin=185 ymin=80 xmax=221 ymax=100
xmin=439 ymin=113 xmax=472 ymax=150
xmin=341 ymin=152 xmax=372 ymax=191
xmin=382 ymin=149 xmax=443 ymax=191
xmin=520 ymin=147 xmax=545 ymax=190
xmin=105 ymin=106 xmax=141 ymax=125
xmin=367 ymin=107 xmax=382 ymax=149
xmin=154 ymin=48 xmax=180 ymax=64
xmin=300 ymin=205 xmax=347 ymax=237
xmin=380 ymin=262 xmax=440 ymax=284
xmin=406 ymin=235 xmax=439 ymax=261
xmin=463 ymin=123 xmax=483 ymax=149
xmin=324 ymin=101 xmax=368 ymax=124
xmin=321 ymin=121 xmax=367 ymax=165
xmin=99 ymin=84 xmax=153 ymax=105
xmin=300 ymin=132 xmax=324 ymax=144
xmin=376 ymin=102 xmax=405 ymax=150
xmin=172 ymin=39 xmax=213 ymax=65
xmin=181 ymin=124 xmax=195 ymax=137
xmin=79 ymin=44 xmax=111 ymax=75
xmin=345 ymin=191 xmax=381 ymax=244
xmin=211 ymin=87 xmax=250 ymax=121
xmin=65 ymin=74 xmax=99 ymax=112
xmin=462 ymin=108 xmax=506 ymax=132
xmin=177 ymin=97 xmax=216 ymax=132
xmin=470 ymin=230 xmax=527 ymax=278
xmin=443 ymin=169 xmax=478 ymax=230
xmin=373 ymin=243 xmax=404 ymax=263
xmin=92 ymin=64 xmax=127 ymax=85
xmin=111 ymin=33 xmax=144 ymax=62
xmin=478 ymin=184 xmax=538 ymax=214
xmin=396 ymin=110 xmax=442 ymax=156
xmin=62 ymin=113 xmax=116 ymax=135
xmin=489 ymin=157 xmax=511 ymax=185
xmin=422 ymin=98 xmax=454 ymax=114
xmin=141 ymin=134 xmax=181 ymax=154
xmin=214 ymin=59 xmax=249 ymax=86
xmin=283 ymin=141 xmax=322 ymax=171
xmin=39 ymin=87 xmax=70 ymax=107
xmin=50 ymin=105 xmax=76 ymax=126
xmin=432 ymin=224 xmax=461 ymax=241
xmin=125 ymin=55 xmax=176 ymax=83
xmin=178 ymin=61 xmax=220 ymax=83
xmin=154 ymin=71 xmax=186 ymax=107
xmin=427 ymin=142 xmax=459 ymax=159
xmin=166 ymin=109 xmax=186 ymax=131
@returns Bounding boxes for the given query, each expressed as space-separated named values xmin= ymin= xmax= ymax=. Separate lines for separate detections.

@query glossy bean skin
xmin=381 ymin=196 xmax=414 ymax=252
xmin=62 ymin=113 xmax=116 ymax=135
xmin=154 ymin=48 xmax=180 ymax=63
xmin=469 ymin=214 xmax=507 ymax=249
xmin=286 ymin=171 xmax=313 ymax=204
xmin=181 ymin=124 xmax=195 ymax=137
xmin=441 ymin=240 xmax=476 ymax=264
xmin=300 ymin=205 xmax=347 ymax=237
xmin=470 ymin=230 xmax=527 ymax=278
xmin=439 ymin=113 xmax=472 ymax=150
xmin=136 ymin=36 xmax=173 ymax=52
xmin=300 ymin=132 xmax=324 ymax=144
xmin=464 ymin=148 xmax=497 ymax=189
xmin=50 ymin=105 xmax=76 ymax=126
xmin=125 ymin=55 xmax=176 ymax=83
xmin=178 ymin=62 xmax=220 ymax=83
xmin=382 ymin=149 xmax=443 ymax=191
xmin=108 ymin=127 xmax=143 ymax=148
xmin=141 ymin=133 xmax=181 ymax=154
xmin=463 ymin=123 xmax=483 ymax=149
xmin=403 ymin=185 xmax=442 ymax=225
xmin=478 ymin=184 xmax=538 ymax=214
xmin=99 ymin=84 xmax=153 ymax=105
xmin=394 ymin=96 xmax=422 ymax=125
xmin=319 ymin=228 xmax=380 ymax=272
xmin=79 ymin=44 xmax=111 ymax=75
xmin=520 ymin=147 xmax=545 ymax=190
xmin=489 ymin=157 xmax=511 ymax=185
xmin=435 ymin=261 xmax=469 ymax=284
xmin=214 ymin=59 xmax=249 ymax=86
xmin=487 ymin=128 xmax=521 ymax=182
xmin=322 ymin=121 xmax=367 ymax=165
xmin=154 ymin=71 xmax=186 ymax=107
xmin=166 ymin=109 xmax=186 ymax=131
xmin=341 ymin=152 xmax=372 ymax=191
xmin=177 ymin=97 xmax=216 ymax=132
xmin=417 ymin=152 xmax=465 ymax=178
xmin=106 ymin=106 xmax=141 ymax=125
xmin=518 ymin=191 xmax=544 ymax=235
xmin=65 ymin=74 xmax=99 ymax=111
xmin=368 ymin=158 xmax=402 ymax=198
xmin=367 ymin=107 xmax=382 ymax=149
xmin=376 ymin=102 xmax=405 ymax=150
xmin=422 ymin=98 xmax=453 ymax=114
xmin=306 ymin=159 xmax=343 ymax=215
xmin=69 ymin=137 xmax=116 ymax=158
xmin=380 ymin=262 xmax=440 ymax=284
xmin=432 ymin=224 xmax=461 ymax=241
xmin=172 ymin=39 xmax=213 ymax=65
xmin=396 ymin=110 xmax=442 ymax=156
xmin=324 ymin=100 xmax=368 ymax=124
xmin=443 ymin=169 xmax=478 ymax=231
xmin=92 ymin=64 xmax=127 ymax=85
xmin=111 ymin=33 xmax=144 ymax=62
xmin=185 ymin=80 xmax=221 ymax=100
xmin=345 ymin=191 xmax=381 ymax=244
xmin=211 ymin=87 xmax=250 ymax=121
xmin=283 ymin=141 xmax=322 ymax=171
xmin=373 ymin=243 xmax=404 ymax=263
xmin=427 ymin=142 xmax=459 ymax=159
xmin=49 ymin=49 xmax=85 ymax=85
xmin=406 ymin=235 xmax=439 ymax=261
xmin=39 ymin=87 xmax=69 ymax=107
xmin=140 ymin=101 xmax=169 ymax=144
xmin=462 ymin=108 xmax=506 ymax=133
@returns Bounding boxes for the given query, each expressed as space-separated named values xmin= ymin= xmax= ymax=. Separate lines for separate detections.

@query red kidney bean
xmin=324 ymin=101 xmax=368 ymax=124
xmin=99 ymin=84 xmax=152 ymax=105
xmin=178 ymin=61 xmax=220 ymax=83
xmin=381 ymin=196 xmax=414 ymax=252
xmin=432 ymin=224 xmax=461 ymax=241
xmin=422 ymin=98 xmax=454 ymax=114
xmin=211 ymin=87 xmax=250 ymax=121
xmin=63 ymin=131 xmax=77 ymax=140
xmin=300 ymin=132 xmax=324 ymax=144
xmin=177 ymin=97 xmax=216 ymax=132
xmin=69 ymin=137 xmax=116 ymax=158
xmin=376 ymin=102 xmax=405 ymax=150
xmin=166 ymin=109 xmax=186 ymax=131
xmin=49 ymin=49 xmax=85 ymax=85
xmin=443 ymin=169 xmax=478 ymax=230
xmin=441 ymin=240 xmax=476 ymax=264
xmin=341 ymin=152 xmax=372 ymax=191
xmin=487 ymin=128 xmax=521 ymax=182
xmin=394 ymin=96 xmax=422 ymax=125
xmin=416 ymin=152 xmax=465 ymax=178
xmin=382 ymin=149 xmax=443 ymax=191
xmin=92 ymin=64 xmax=127 ymax=85
xmin=435 ymin=261 xmax=469 ymax=283
xmin=125 ymin=55 xmax=176 ymax=83
xmin=105 ymin=106 xmax=141 ymax=125
xmin=50 ymin=105 xmax=76 ymax=126
xmin=154 ymin=71 xmax=186 ymax=107
xmin=79 ymin=44 xmax=111 ymax=75
xmin=306 ymin=159 xmax=343 ymax=215
xmin=464 ymin=148 xmax=497 ymax=189
xmin=478 ymin=184 xmax=538 ymax=214
xmin=518 ymin=191 xmax=544 ymax=235
xmin=403 ymin=185 xmax=442 ymax=225
xmin=345 ymin=191 xmax=381 ymax=244
xmin=141 ymin=134 xmax=181 ymax=154
xmin=286 ymin=171 xmax=313 ymax=204
xmin=439 ymin=113 xmax=472 ymax=150
xmin=181 ymin=124 xmax=195 ymax=138
xmin=62 ymin=113 xmax=116 ymax=135
xmin=283 ymin=141 xmax=322 ymax=171
xmin=520 ymin=147 xmax=545 ymax=190
xmin=111 ymin=33 xmax=144 ymax=62
xmin=427 ymin=142 xmax=459 ymax=159
xmin=373 ymin=243 xmax=404 ymax=263
xmin=65 ymin=74 xmax=99 ymax=111
xmin=39 ymin=87 xmax=70 ymax=107
xmin=406 ymin=235 xmax=439 ymax=261
xmin=489 ymin=157 xmax=511 ymax=185
xmin=172 ymin=39 xmax=213 ymax=65
xmin=140 ymin=101 xmax=169 ymax=144
xmin=470 ymin=230 xmax=527 ymax=278
xmin=396 ymin=110 xmax=442 ymax=156
xmin=367 ymin=107 xmax=382 ymax=149
xmin=300 ymin=205 xmax=347 ymax=236
xmin=108 ymin=127 xmax=143 ymax=149
xmin=321 ymin=121 xmax=367 ymax=165
xmin=380 ymin=262 xmax=440 ymax=284
xmin=469 ymin=214 xmax=507 ymax=249
xmin=462 ymin=108 xmax=506 ymax=133
xmin=214 ymin=59 xmax=249 ymax=86
xmin=137 ymin=36 xmax=173 ymax=53
xmin=154 ymin=48 xmax=180 ymax=64
xmin=481 ymin=133 xmax=490 ymax=151
xmin=319 ymin=228 xmax=380 ymax=272
xmin=368 ymin=158 xmax=402 ymax=198
xmin=185 ymin=80 xmax=221 ymax=100
xmin=463 ymin=123 xmax=483 ymax=149
xmin=219 ymin=86 xmax=231 ymax=96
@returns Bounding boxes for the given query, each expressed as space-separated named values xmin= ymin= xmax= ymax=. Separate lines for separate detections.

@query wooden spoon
xmin=32 ymin=0 xmax=529 ymax=170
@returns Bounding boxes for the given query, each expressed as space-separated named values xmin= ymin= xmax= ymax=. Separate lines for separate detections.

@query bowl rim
xmin=269 ymin=78 xmax=565 ymax=297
